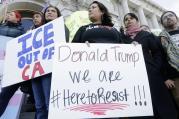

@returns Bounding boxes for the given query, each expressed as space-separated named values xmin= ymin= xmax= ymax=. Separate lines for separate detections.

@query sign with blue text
xmin=2 ymin=17 xmax=66 ymax=87
xmin=48 ymin=43 xmax=153 ymax=118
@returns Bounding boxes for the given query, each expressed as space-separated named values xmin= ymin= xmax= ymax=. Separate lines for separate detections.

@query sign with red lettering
xmin=48 ymin=43 xmax=153 ymax=118
xmin=2 ymin=17 xmax=66 ymax=87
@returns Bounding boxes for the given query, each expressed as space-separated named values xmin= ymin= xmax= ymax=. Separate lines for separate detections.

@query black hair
xmin=90 ymin=1 xmax=113 ymax=26
xmin=33 ymin=11 xmax=43 ymax=16
xmin=43 ymin=5 xmax=61 ymax=23
xmin=123 ymin=13 xmax=139 ymax=23
xmin=160 ymin=11 xmax=178 ymax=25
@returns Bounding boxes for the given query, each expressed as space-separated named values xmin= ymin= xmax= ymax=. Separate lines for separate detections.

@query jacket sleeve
xmin=148 ymin=34 xmax=163 ymax=71
xmin=64 ymin=25 xmax=69 ymax=43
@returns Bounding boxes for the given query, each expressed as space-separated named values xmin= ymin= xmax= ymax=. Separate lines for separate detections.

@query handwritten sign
xmin=0 ymin=35 xmax=13 ymax=91
xmin=48 ymin=43 xmax=153 ymax=118
xmin=2 ymin=17 xmax=66 ymax=87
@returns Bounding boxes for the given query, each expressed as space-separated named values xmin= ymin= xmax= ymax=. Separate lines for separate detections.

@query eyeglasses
xmin=162 ymin=13 xmax=175 ymax=20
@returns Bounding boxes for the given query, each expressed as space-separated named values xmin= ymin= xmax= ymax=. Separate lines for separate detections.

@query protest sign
xmin=48 ymin=43 xmax=153 ymax=118
xmin=2 ymin=17 xmax=66 ymax=87
xmin=0 ymin=35 xmax=13 ymax=91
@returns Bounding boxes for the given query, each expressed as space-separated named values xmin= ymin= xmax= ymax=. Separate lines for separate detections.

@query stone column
xmin=151 ymin=14 xmax=160 ymax=29
xmin=48 ymin=0 xmax=59 ymax=6
xmin=137 ymin=6 xmax=148 ymax=25
xmin=121 ymin=0 xmax=130 ymax=14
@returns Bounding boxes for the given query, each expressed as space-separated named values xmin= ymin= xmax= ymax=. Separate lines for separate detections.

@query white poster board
xmin=2 ymin=17 xmax=66 ymax=87
xmin=48 ymin=43 xmax=153 ymax=118
xmin=0 ymin=35 xmax=13 ymax=91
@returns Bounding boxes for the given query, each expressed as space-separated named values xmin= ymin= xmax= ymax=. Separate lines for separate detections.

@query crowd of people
xmin=0 ymin=1 xmax=178 ymax=119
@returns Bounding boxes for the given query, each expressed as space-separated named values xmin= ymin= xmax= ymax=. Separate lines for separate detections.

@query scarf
xmin=126 ymin=23 xmax=141 ymax=39
xmin=160 ymin=28 xmax=179 ymax=72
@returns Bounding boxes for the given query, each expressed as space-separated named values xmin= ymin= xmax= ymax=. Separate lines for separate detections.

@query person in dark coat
xmin=72 ymin=1 xmax=121 ymax=43
xmin=122 ymin=13 xmax=178 ymax=119
xmin=0 ymin=11 xmax=26 ymax=117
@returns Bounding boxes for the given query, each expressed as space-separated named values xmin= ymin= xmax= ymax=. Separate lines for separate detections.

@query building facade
xmin=0 ymin=0 xmax=166 ymax=30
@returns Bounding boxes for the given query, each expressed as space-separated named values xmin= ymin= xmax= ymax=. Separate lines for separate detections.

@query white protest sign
xmin=2 ymin=17 xmax=66 ymax=87
xmin=48 ymin=43 xmax=153 ymax=119
xmin=0 ymin=35 xmax=13 ymax=91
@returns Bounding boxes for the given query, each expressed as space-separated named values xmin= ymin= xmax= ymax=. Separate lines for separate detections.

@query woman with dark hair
xmin=72 ymin=1 xmax=121 ymax=43
xmin=31 ymin=6 xmax=69 ymax=119
xmin=44 ymin=6 xmax=61 ymax=23
xmin=89 ymin=1 xmax=113 ymax=26
xmin=122 ymin=13 xmax=177 ymax=119
xmin=44 ymin=5 xmax=69 ymax=42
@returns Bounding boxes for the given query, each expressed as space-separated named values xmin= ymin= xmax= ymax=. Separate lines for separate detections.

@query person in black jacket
xmin=72 ymin=1 xmax=121 ymax=43
xmin=0 ymin=11 xmax=26 ymax=117
xmin=122 ymin=13 xmax=177 ymax=119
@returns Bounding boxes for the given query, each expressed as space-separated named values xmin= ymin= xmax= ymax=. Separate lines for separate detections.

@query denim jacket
xmin=0 ymin=21 xmax=25 ymax=38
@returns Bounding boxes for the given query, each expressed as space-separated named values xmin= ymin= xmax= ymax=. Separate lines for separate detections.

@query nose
xmin=47 ymin=10 xmax=52 ymax=14
xmin=127 ymin=19 xmax=131 ymax=22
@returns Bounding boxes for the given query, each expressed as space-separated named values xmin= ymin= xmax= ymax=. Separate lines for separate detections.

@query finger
xmin=85 ymin=41 xmax=90 ymax=47
xmin=165 ymin=83 xmax=170 ymax=89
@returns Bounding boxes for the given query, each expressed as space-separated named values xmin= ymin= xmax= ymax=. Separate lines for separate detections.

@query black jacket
xmin=72 ymin=24 xmax=122 ymax=43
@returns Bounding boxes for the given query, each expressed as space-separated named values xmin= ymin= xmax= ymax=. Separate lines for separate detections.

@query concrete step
xmin=19 ymin=96 xmax=36 ymax=119
xmin=20 ymin=104 xmax=35 ymax=113
xmin=19 ymin=112 xmax=35 ymax=119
